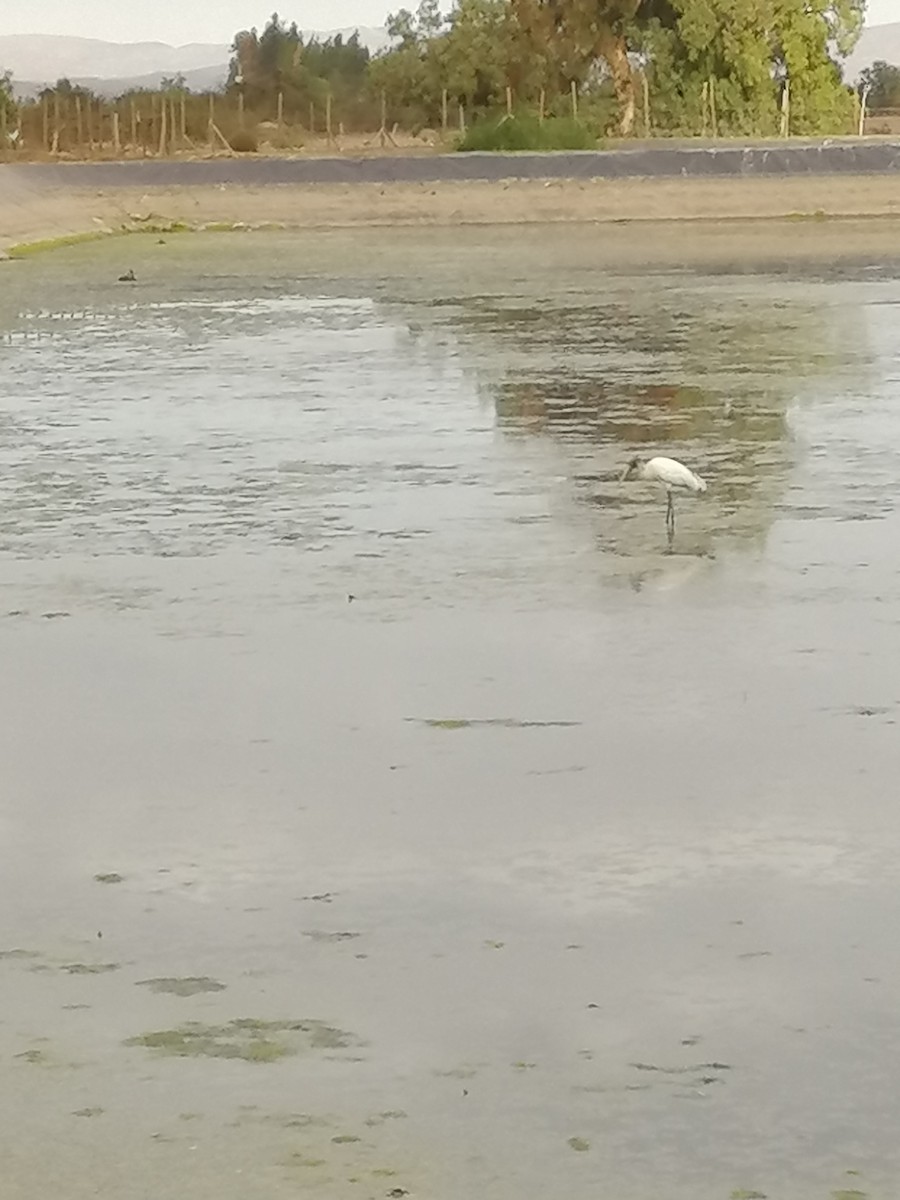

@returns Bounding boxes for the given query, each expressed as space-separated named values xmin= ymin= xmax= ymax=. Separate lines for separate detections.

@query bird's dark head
xmin=621 ymin=456 xmax=642 ymax=482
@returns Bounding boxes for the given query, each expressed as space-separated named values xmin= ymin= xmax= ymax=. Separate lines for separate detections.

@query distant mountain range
xmin=0 ymin=23 xmax=894 ymax=98
xmin=843 ymin=21 xmax=900 ymax=81
xmin=0 ymin=30 xmax=391 ymax=98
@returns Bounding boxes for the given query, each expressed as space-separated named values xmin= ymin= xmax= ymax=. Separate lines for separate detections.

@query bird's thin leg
xmin=666 ymin=490 xmax=675 ymax=534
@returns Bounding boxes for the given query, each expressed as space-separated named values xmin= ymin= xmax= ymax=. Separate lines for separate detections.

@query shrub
xmin=457 ymin=113 xmax=596 ymax=152
xmin=229 ymin=127 xmax=259 ymax=153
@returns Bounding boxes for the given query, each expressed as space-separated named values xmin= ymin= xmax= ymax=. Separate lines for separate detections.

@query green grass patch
xmin=458 ymin=113 xmax=596 ymax=152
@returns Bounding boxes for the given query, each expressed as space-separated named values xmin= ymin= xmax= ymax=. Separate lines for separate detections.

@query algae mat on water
xmin=126 ymin=1018 xmax=359 ymax=1063
xmin=410 ymin=717 xmax=581 ymax=730
xmin=135 ymin=976 xmax=227 ymax=997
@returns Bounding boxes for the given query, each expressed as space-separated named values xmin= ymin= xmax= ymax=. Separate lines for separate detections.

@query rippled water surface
xmin=3 ymin=227 xmax=900 ymax=1200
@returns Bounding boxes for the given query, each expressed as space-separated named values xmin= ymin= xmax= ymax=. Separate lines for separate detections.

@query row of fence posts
xmin=2 ymin=75 xmax=872 ymax=156
xmin=2 ymin=79 xmax=606 ymax=158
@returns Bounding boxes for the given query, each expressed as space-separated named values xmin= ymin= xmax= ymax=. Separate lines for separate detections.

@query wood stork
xmin=621 ymin=455 xmax=707 ymax=535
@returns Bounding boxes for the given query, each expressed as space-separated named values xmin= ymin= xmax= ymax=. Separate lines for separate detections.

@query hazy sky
xmin=4 ymin=1 xmax=395 ymax=44
xmin=4 ymin=0 xmax=897 ymax=43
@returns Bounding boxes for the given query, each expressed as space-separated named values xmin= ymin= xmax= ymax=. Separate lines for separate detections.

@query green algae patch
xmin=411 ymin=717 xmax=581 ymax=730
xmin=94 ymin=873 xmax=124 ymax=884
xmin=730 ymin=1191 xmax=767 ymax=1199
xmin=126 ymin=1017 xmax=357 ymax=1062
xmin=136 ymin=976 xmax=226 ymax=997
xmin=567 ymin=1137 xmax=591 ymax=1152
xmin=364 ymin=1111 xmax=408 ymax=1127
xmin=15 ymin=1048 xmax=48 ymax=1065
xmin=6 ymin=231 xmax=114 ymax=258
xmin=62 ymin=962 xmax=120 ymax=975
xmin=303 ymin=930 xmax=361 ymax=944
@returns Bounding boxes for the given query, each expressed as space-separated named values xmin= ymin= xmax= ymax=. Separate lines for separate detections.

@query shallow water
xmin=2 ymin=226 xmax=900 ymax=1199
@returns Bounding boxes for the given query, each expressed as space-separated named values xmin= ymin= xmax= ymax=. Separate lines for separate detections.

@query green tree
xmin=369 ymin=1 xmax=448 ymax=127
xmin=227 ymin=13 xmax=371 ymax=124
xmin=859 ymin=60 xmax=900 ymax=109
xmin=637 ymin=0 xmax=860 ymax=135
xmin=228 ymin=14 xmax=300 ymax=101
xmin=441 ymin=0 xmax=513 ymax=109
xmin=639 ymin=0 xmax=780 ymax=135
xmin=519 ymin=0 xmax=645 ymax=134
xmin=1 ymin=69 xmax=17 ymax=126
xmin=773 ymin=0 xmax=860 ymax=133
xmin=386 ymin=0 xmax=445 ymax=44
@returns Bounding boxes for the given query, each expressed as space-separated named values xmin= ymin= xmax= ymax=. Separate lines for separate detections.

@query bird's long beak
xmin=619 ymin=465 xmax=631 ymax=482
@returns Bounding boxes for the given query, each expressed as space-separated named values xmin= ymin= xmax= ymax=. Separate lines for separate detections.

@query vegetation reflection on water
xmin=0 ymin=236 xmax=883 ymax=609
xmin=0 ymin=236 xmax=879 ymax=617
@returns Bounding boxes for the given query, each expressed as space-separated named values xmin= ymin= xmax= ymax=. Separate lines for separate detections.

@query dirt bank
xmin=2 ymin=171 xmax=900 ymax=257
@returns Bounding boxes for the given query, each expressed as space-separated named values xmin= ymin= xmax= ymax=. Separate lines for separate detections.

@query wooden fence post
xmin=571 ymin=79 xmax=578 ymax=121
xmin=701 ymin=80 xmax=708 ymax=137
xmin=642 ymin=70 xmax=650 ymax=136
xmin=441 ymin=88 xmax=448 ymax=139
xmin=780 ymin=77 xmax=790 ymax=137
xmin=158 ymin=93 xmax=167 ymax=155
xmin=709 ymin=76 xmax=718 ymax=137
xmin=277 ymin=90 xmax=284 ymax=126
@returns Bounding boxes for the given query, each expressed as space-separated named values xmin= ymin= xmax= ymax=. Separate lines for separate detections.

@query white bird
xmin=621 ymin=455 xmax=707 ymax=535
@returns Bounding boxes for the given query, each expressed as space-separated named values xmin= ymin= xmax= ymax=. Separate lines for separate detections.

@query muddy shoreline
xmin=2 ymin=152 xmax=900 ymax=256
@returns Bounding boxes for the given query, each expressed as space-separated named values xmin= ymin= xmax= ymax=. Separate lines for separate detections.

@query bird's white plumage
xmin=639 ymin=456 xmax=707 ymax=494
xmin=620 ymin=454 xmax=707 ymax=537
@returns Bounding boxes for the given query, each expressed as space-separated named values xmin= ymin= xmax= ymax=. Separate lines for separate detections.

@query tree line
xmin=0 ymin=1 xmax=885 ymax=152
xmin=228 ymin=1 xmax=866 ymax=137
